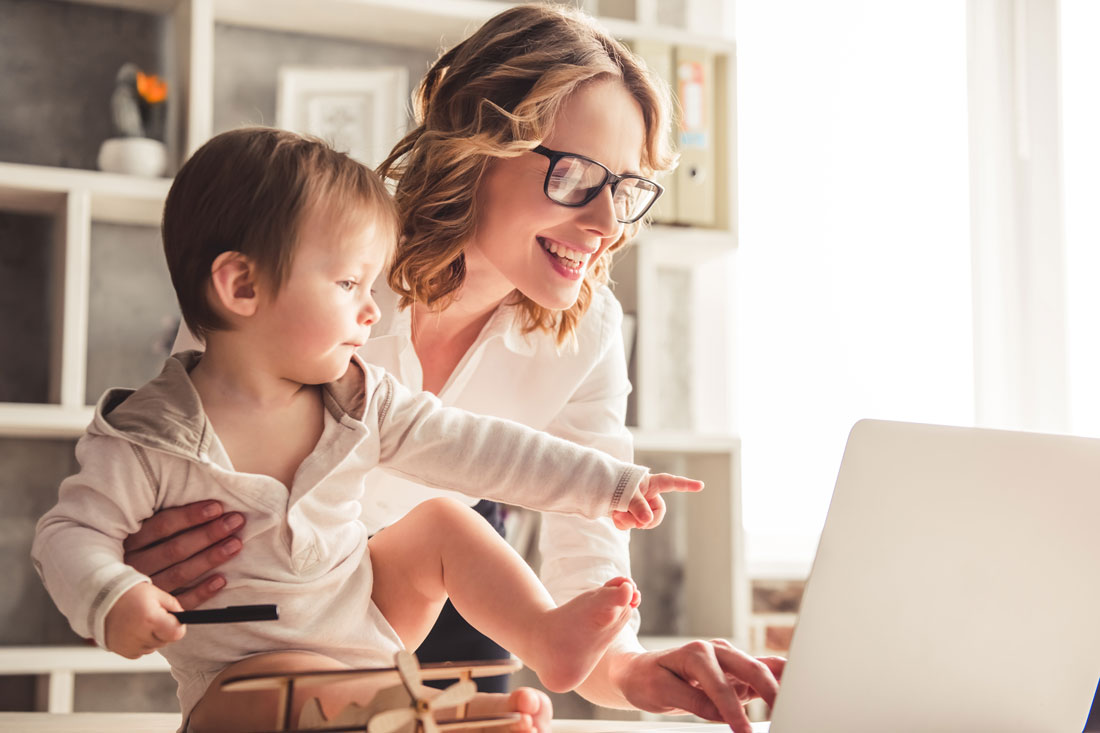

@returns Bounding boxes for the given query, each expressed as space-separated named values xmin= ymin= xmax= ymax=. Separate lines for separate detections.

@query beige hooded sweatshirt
xmin=32 ymin=351 xmax=645 ymax=720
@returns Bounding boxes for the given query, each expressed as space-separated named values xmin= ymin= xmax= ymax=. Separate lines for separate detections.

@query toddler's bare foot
xmin=464 ymin=687 xmax=552 ymax=733
xmin=529 ymin=577 xmax=639 ymax=692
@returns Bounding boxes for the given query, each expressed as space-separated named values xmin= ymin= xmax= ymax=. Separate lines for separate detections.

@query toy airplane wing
xmin=221 ymin=651 xmax=524 ymax=732
xmin=249 ymin=716 xmax=522 ymax=733
xmin=221 ymin=657 xmax=522 ymax=692
xmin=292 ymin=690 xmax=521 ymax=733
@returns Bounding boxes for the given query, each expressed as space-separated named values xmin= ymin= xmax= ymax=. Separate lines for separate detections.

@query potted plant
xmin=97 ymin=63 xmax=169 ymax=177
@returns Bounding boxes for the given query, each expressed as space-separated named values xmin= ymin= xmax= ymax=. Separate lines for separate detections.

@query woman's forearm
xmin=572 ymin=628 xmax=647 ymax=708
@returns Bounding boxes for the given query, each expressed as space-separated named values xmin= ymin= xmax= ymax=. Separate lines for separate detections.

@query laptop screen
xmin=768 ymin=420 xmax=1100 ymax=733
xmin=1086 ymin=679 xmax=1100 ymax=731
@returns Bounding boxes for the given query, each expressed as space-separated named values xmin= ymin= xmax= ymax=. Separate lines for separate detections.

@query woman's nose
xmin=579 ymin=184 xmax=624 ymax=239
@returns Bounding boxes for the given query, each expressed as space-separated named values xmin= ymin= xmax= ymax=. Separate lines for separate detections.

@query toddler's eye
xmin=338 ymin=280 xmax=357 ymax=291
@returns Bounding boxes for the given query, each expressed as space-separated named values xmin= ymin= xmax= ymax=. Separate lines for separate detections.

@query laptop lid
xmin=768 ymin=419 xmax=1100 ymax=732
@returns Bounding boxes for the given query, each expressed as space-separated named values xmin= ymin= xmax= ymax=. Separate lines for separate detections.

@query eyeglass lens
xmin=547 ymin=155 xmax=659 ymax=222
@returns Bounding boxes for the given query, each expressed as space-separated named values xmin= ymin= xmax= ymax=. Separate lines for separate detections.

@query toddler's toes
xmin=601 ymin=577 xmax=637 ymax=608
xmin=509 ymin=688 xmax=551 ymax=733
xmin=508 ymin=712 xmax=533 ymax=733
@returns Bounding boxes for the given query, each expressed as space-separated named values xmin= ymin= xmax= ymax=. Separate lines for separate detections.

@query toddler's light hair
xmin=163 ymin=126 xmax=396 ymax=340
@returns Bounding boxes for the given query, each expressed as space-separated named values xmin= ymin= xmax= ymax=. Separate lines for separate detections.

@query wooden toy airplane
xmin=219 ymin=650 xmax=524 ymax=733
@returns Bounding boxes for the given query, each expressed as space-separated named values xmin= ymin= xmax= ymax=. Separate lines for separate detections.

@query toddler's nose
xmin=360 ymin=298 xmax=380 ymax=326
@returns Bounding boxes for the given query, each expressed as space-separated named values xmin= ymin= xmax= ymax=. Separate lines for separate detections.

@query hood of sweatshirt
xmin=88 ymin=350 xmax=369 ymax=462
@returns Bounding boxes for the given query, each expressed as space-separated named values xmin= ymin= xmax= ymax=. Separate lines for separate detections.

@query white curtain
xmin=736 ymin=1 xmax=973 ymax=576
xmin=737 ymin=0 xmax=1097 ymax=576
xmin=1063 ymin=0 xmax=1100 ymax=437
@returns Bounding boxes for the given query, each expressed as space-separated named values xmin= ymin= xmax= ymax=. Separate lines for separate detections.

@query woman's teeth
xmin=539 ymin=238 xmax=589 ymax=269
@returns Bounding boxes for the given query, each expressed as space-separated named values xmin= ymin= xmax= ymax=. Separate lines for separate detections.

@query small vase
xmin=97 ymin=137 xmax=167 ymax=178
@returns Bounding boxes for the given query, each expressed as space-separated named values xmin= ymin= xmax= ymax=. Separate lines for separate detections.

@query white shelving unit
xmin=632 ymin=429 xmax=749 ymax=646
xmin=3 ymin=0 xmax=746 ymax=661
xmin=0 ymin=646 xmax=170 ymax=714
xmin=0 ymin=162 xmax=169 ymax=438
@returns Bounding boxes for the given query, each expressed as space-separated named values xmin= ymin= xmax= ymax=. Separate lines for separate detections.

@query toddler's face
xmin=259 ymin=204 xmax=389 ymax=385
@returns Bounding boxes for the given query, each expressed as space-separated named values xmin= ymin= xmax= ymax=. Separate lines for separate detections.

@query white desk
xmin=0 ymin=714 xmax=769 ymax=732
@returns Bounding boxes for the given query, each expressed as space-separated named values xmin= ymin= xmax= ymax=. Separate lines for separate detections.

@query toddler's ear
xmin=209 ymin=251 xmax=260 ymax=317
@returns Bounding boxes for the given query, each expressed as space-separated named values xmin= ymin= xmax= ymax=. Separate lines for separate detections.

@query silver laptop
xmin=764 ymin=419 xmax=1100 ymax=733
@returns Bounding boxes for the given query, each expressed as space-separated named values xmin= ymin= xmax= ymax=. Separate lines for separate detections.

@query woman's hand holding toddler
xmin=612 ymin=473 xmax=704 ymax=530
xmin=104 ymin=582 xmax=186 ymax=659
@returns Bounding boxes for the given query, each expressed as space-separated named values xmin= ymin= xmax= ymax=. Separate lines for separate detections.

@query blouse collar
xmin=387 ymin=297 xmax=538 ymax=358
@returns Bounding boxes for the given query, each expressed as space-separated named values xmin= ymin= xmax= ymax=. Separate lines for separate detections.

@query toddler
xmin=32 ymin=127 xmax=701 ymax=733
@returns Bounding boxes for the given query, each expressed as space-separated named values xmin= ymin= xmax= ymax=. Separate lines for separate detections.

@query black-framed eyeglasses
xmin=532 ymin=145 xmax=663 ymax=224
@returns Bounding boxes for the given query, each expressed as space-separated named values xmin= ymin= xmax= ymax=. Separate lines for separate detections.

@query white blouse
xmin=359 ymin=284 xmax=638 ymax=625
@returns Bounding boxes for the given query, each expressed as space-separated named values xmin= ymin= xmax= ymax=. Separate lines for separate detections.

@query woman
xmin=128 ymin=5 xmax=783 ymax=732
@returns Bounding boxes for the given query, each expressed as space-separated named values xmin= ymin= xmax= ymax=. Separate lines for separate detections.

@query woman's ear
xmin=209 ymin=251 xmax=261 ymax=318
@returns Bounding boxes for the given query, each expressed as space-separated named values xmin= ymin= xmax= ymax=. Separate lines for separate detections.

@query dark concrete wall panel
xmin=0 ymin=211 xmax=54 ymax=404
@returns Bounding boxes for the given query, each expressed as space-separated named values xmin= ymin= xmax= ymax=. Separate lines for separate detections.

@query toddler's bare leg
xmin=369 ymin=497 xmax=639 ymax=692
xmin=188 ymin=651 xmax=390 ymax=732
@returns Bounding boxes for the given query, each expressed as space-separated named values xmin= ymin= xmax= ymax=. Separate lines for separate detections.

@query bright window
xmin=736 ymin=1 xmax=973 ymax=576
xmin=1062 ymin=0 xmax=1100 ymax=438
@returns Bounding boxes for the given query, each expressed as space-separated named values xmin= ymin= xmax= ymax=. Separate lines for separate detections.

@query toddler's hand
xmin=104 ymin=581 xmax=186 ymax=659
xmin=612 ymin=473 xmax=704 ymax=530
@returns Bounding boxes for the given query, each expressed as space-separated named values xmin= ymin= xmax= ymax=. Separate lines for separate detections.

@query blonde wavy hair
xmin=377 ymin=3 xmax=676 ymax=346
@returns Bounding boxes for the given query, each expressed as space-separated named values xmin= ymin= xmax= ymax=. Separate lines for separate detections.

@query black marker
xmin=171 ymin=604 xmax=278 ymax=625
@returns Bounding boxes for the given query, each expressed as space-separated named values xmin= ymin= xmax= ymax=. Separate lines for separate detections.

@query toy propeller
xmin=368 ymin=651 xmax=477 ymax=733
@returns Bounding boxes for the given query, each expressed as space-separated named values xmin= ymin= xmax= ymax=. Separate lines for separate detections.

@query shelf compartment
xmin=612 ymin=232 xmax=737 ymax=433
xmin=0 ymin=182 xmax=95 ymax=411
xmin=0 ymin=210 xmax=56 ymax=405
xmin=210 ymin=22 xmax=434 ymax=147
xmin=1 ymin=1 xmax=168 ymax=172
xmin=630 ymin=436 xmax=748 ymax=644
xmin=85 ymin=222 xmax=180 ymax=404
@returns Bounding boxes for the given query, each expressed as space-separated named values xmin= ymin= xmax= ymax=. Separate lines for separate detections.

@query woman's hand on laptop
xmin=613 ymin=639 xmax=785 ymax=733
xmin=123 ymin=500 xmax=245 ymax=609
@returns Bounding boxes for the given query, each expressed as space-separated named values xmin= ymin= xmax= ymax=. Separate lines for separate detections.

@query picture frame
xmin=276 ymin=66 xmax=409 ymax=169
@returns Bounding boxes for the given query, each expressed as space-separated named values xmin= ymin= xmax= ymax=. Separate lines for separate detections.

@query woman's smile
xmin=538 ymin=236 xmax=591 ymax=280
